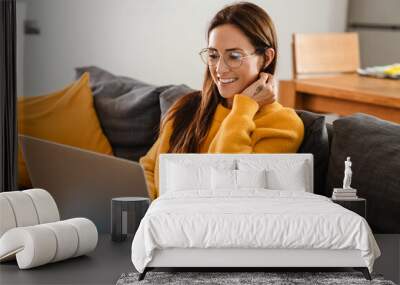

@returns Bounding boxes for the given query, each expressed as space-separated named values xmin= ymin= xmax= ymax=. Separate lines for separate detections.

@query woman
xmin=140 ymin=2 xmax=304 ymax=200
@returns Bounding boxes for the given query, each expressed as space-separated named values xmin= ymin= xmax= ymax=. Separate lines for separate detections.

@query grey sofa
xmin=78 ymin=66 xmax=400 ymax=234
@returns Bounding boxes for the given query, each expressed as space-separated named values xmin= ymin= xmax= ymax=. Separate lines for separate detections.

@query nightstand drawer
xmin=331 ymin=198 xmax=366 ymax=219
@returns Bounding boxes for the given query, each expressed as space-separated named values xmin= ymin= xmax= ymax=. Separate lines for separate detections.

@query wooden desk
xmin=279 ymin=74 xmax=400 ymax=123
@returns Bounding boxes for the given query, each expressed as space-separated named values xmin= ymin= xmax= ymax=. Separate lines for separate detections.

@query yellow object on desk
xmin=384 ymin=64 xmax=400 ymax=76
xmin=358 ymin=63 xmax=400 ymax=79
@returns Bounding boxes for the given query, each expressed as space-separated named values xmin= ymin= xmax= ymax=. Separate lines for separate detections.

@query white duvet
xmin=131 ymin=190 xmax=380 ymax=273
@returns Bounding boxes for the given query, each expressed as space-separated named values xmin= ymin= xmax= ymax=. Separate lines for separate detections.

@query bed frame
xmin=139 ymin=248 xmax=371 ymax=280
xmin=138 ymin=154 xmax=372 ymax=281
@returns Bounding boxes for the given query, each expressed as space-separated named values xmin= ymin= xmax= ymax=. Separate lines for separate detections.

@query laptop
xmin=19 ymin=135 xmax=149 ymax=233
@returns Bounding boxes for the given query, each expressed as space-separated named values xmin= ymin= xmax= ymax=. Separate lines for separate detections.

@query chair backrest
xmin=159 ymin=153 xmax=313 ymax=195
xmin=292 ymin=32 xmax=360 ymax=78
xmin=0 ymin=189 xmax=60 ymax=238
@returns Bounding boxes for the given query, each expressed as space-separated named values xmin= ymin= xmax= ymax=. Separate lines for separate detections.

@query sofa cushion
xmin=327 ymin=113 xmax=400 ymax=233
xmin=326 ymin=123 xmax=333 ymax=151
xmin=159 ymin=84 xmax=196 ymax=118
xmin=17 ymin=73 xmax=113 ymax=188
xmin=75 ymin=66 xmax=169 ymax=161
xmin=295 ymin=110 xmax=330 ymax=196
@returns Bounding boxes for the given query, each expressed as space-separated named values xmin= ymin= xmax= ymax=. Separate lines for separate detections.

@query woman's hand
xmin=241 ymin=72 xmax=277 ymax=107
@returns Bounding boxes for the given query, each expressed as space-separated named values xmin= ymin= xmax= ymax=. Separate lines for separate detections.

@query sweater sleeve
xmin=251 ymin=107 xmax=304 ymax=153
xmin=208 ymin=94 xmax=304 ymax=153
xmin=139 ymin=138 xmax=160 ymax=201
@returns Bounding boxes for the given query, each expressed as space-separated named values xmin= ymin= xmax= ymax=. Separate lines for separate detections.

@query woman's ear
xmin=263 ymin=48 xmax=275 ymax=70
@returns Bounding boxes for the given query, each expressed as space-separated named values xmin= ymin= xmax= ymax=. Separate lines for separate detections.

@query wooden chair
xmin=292 ymin=32 xmax=360 ymax=79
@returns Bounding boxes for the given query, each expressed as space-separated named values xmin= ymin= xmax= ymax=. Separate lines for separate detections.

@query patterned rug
xmin=116 ymin=271 xmax=396 ymax=285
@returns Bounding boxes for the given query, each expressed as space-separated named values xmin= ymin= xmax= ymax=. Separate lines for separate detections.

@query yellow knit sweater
xmin=140 ymin=94 xmax=304 ymax=200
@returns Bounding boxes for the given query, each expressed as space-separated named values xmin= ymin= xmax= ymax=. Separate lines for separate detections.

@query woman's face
xmin=208 ymin=24 xmax=265 ymax=104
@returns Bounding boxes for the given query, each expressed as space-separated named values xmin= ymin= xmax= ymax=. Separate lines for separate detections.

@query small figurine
xmin=343 ymin=157 xmax=353 ymax=189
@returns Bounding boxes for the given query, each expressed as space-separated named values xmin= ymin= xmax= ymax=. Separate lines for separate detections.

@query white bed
xmin=131 ymin=154 xmax=380 ymax=280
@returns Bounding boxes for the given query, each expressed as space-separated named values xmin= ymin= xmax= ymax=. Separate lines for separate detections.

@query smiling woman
xmin=139 ymin=2 xmax=305 ymax=200
xmin=201 ymin=15 xmax=276 ymax=108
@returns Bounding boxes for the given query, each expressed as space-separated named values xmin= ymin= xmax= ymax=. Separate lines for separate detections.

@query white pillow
xmin=236 ymin=169 xmax=267 ymax=188
xmin=211 ymin=168 xmax=236 ymax=190
xmin=211 ymin=168 xmax=268 ymax=190
xmin=266 ymin=162 xmax=307 ymax=191
xmin=238 ymin=159 xmax=310 ymax=192
xmin=167 ymin=162 xmax=211 ymax=191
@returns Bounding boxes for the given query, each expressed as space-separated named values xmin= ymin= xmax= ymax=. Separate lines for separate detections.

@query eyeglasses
xmin=199 ymin=47 xmax=267 ymax=69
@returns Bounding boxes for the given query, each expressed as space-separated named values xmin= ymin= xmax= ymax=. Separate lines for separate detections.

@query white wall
xmin=19 ymin=0 xmax=348 ymax=96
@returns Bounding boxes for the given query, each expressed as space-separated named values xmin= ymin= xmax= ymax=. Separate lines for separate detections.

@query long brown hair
xmin=162 ymin=2 xmax=278 ymax=153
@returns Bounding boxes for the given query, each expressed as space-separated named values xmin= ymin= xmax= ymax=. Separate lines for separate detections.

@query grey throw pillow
xmin=327 ymin=113 xmax=400 ymax=233
xmin=159 ymin=84 xmax=196 ymax=118
xmin=75 ymin=66 xmax=168 ymax=161
xmin=295 ymin=110 xmax=330 ymax=196
xmin=76 ymin=66 xmax=151 ymax=89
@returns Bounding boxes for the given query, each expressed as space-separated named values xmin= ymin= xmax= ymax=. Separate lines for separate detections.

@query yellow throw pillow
xmin=18 ymin=72 xmax=113 ymax=188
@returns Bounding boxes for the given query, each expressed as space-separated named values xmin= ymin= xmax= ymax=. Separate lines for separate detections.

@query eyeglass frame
xmin=199 ymin=46 xmax=270 ymax=69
